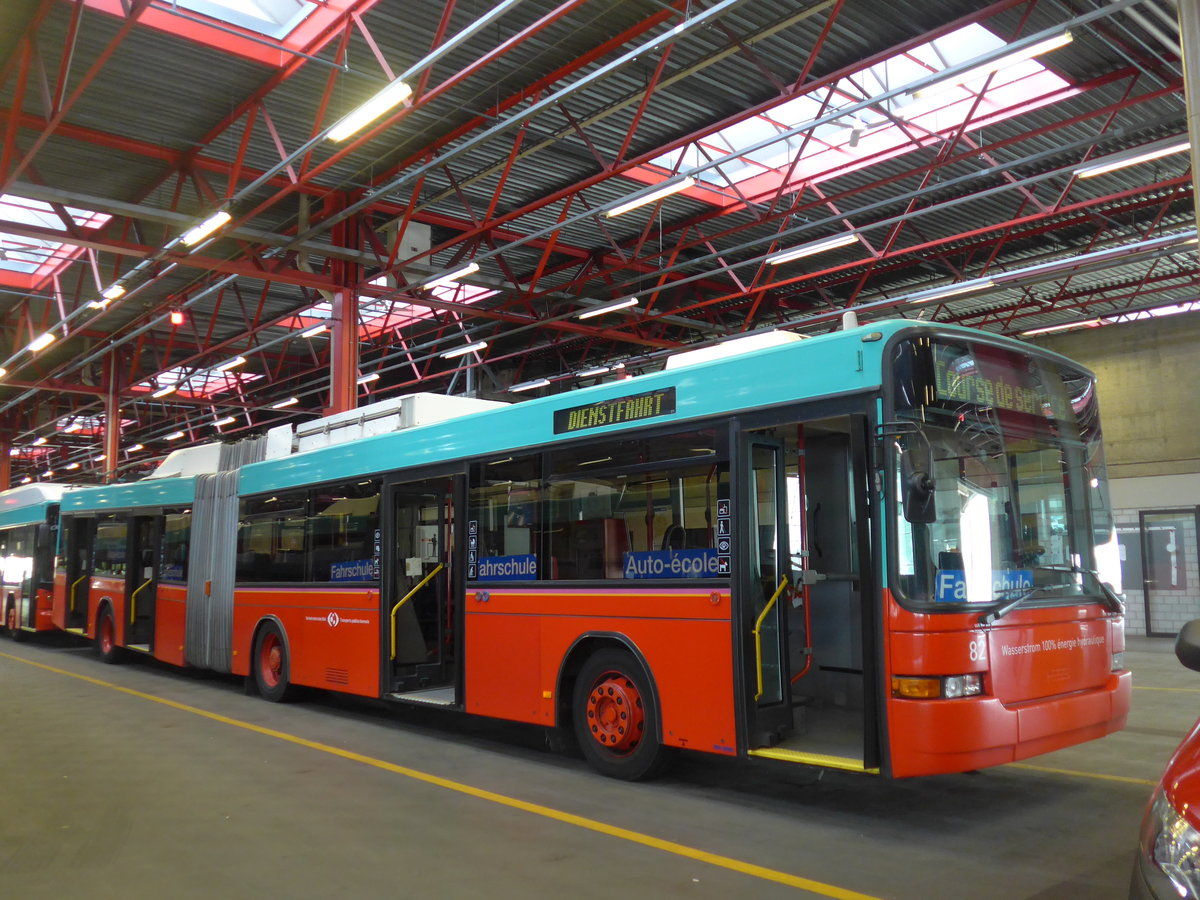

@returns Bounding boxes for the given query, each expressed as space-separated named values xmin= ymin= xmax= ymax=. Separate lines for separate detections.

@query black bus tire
xmin=96 ymin=606 xmax=120 ymax=662
xmin=253 ymin=621 xmax=295 ymax=703
xmin=572 ymin=648 xmax=672 ymax=781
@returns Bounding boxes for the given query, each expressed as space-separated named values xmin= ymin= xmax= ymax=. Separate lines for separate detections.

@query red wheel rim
xmin=99 ymin=615 xmax=113 ymax=654
xmin=584 ymin=670 xmax=645 ymax=755
xmin=259 ymin=632 xmax=283 ymax=688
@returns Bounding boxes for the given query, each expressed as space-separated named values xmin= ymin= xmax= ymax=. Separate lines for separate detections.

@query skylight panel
xmin=285 ymin=276 xmax=497 ymax=338
xmin=640 ymin=23 xmax=1074 ymax=203
xmin=0 ymin=194 xmax=110 ymax=276
xmin=135 ymin=364 xmax=261 ymax=400
xmin=175 ymin=0 xmax=316 ymax=39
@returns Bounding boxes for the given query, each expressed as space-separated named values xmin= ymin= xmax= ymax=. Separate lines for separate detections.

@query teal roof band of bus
xmin=61 ymin=475 xmax=199 ymax=513
xmin=0 ymin=501 xmax=56 ymax=529
xmin=239 ymin=319 xmax=1049 ymax=497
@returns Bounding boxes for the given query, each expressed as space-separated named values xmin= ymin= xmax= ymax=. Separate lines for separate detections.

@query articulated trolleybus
xmin=1 ymin=319 xmax=1129 ymax=779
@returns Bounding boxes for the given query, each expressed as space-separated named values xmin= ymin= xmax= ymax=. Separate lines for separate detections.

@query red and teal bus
xmin=30 ymin=319 xmax=1128 ymax=779
xmin=1 ymin=483 xmax=63 ymax=640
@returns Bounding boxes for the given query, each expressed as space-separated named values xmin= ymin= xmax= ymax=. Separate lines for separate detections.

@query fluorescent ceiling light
xmin=181 ymin=210 xmax=232 ymax=247
xmin=215 ymin=356 xmax=246 ymax=372
xmin=766 ymin=233 xmax=858 ymax=265
xmin=509 ymin=378 xmax=550 ymax=393
xmin=909 ymin=278 xmax=995 ymax=304
xmin=356 ymin=373 xmax=380 ymax=385
xmin=578 ymin=297 xmax=639 ymax=319
xmin=577 ymin=366 xmax=610 ymax=378
xmin=65 ymin=462 xmax=79 ymax=470
xmin=1074 ymin=140 xmax=1190 ymax=178
xmin=101 ymin=283 xmax=126 ymax=301
xmin=424 ymin=262 xmax=480 ymax=289
xmin=271 ymin=396 xmax=299 ymax=409
xmin=32 ymin=436 xmax=46 ymax=446
xmin=605 ymin=176 xmax=696 ymax=218
xmin=1020 ymin=318 xmax=1102 ymax=336
xmin=0 ymin=366 xmax=6 ymax=378
xmin=916 ymin=31 xmax=1073 ymax=99
xmin=93 ymin=454 xmax=105 ymax=462
xmin=165 ymin=431 xmax=186 ymax=441
xmin=327 ymin=78 xmax=413 ymax=142
xmin=42 ymin=469 xmax=54 ymax=478
xmin=301 ymin=324 xmax=328 ymax=338
xmin=63 ymin=421 xmax=83 ymax=434
xmin=440 ymin=341 xmax=488 ymax=359
xmin=27 ymin=332 xmax=56 ymax=353
xmin=127 ymin=443 xmax=144 ymax=453
xmin=213 ymin=416 xmax=236 ymax=427
xmin=152 ymin=384 xmax=177 ymax=399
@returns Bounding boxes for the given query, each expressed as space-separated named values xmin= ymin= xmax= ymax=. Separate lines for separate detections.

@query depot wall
xmin=1031 ymin=311 xmax=1200 ymax=636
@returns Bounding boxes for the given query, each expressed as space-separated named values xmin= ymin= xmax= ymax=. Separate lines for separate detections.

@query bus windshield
xmin=889 ymin=336 xmax=1119 ymax=610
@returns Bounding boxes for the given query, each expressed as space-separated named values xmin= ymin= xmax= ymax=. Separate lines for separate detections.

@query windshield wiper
xmin=1030 ymin=564 xmax=1124 ymax=615
xmin=978 ymin=564 xmax=1124 ymax=625
xmin=978 ymin=584 xmax=1047 ymax=625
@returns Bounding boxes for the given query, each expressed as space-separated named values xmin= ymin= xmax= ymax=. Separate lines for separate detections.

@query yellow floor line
xmin=0 ymin=651 xmax=879 ymax=900
xmin=1007 ymin=762 xmax=1156 ymax=786
xmin=1133 ymin=685 xmax=1200 ymax=693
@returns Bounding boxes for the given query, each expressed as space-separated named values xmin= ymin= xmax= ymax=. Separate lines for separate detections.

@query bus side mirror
xmin=900 ymin=447 xmax=936 ymax=525
xmin=1176 ymin=619 xmax=1200 ymax=672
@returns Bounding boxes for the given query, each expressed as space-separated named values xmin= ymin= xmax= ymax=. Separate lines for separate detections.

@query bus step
xmin=126 ymin=643 xmax=152 ymax=654
xmin=387 ymin=687 xmax=456 ymax=707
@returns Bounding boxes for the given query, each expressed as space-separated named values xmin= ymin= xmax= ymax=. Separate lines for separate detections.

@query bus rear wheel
xmin=254 ymin=622 xmax=294 ymax=702
xmin=572 ymin=649 xmax=671 ymax=780
xmin=96 ymin=606 xmax=120 ymax=663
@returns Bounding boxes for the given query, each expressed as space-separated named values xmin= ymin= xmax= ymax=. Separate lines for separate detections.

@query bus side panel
xmin=154 ymin=583 xmax=188 ymax=667
xmin=90 ymin=575 xmax=127 ymax=644
xmin=231 ymin=586 xmax=380 ymax=697
xmin=465 ymin=588 xmax=737 ymax=756
xmin=52 ymin=572 xmax=67 ymax=630
xmin=33 ymin=587 xmax=54 ymax=632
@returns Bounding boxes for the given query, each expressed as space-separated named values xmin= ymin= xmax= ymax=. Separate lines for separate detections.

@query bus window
xmin=546 ymin=432 xmax=727 ymax=581
xmin=308 ymin=481 xmax=380 ymax=583
xmin=237 ymin=490 xmax=307 ymax=582
xmin=160 ymin=511 xmax=191 ymax=583
xmin=469 ymin=456 xmax=540 ymax=581
xmin=93 ymin=515 xmax=127 ymax=576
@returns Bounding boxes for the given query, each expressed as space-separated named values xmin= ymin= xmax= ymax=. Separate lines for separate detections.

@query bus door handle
xmin=129 ymin=577 xmax=153 ymax=625
xmin=390 ymin=563 xmax=443 ymax=661
xmin=753 ymin=575 xmax=788 ymax=701
xmin=69 ymin=573 xmax=88 ymax=612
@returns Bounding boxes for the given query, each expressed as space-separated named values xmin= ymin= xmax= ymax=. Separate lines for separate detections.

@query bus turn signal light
xmin=892 ymin=674 xmax=983 ymax=699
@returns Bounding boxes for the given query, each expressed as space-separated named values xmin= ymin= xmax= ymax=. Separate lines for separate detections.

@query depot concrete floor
xmin=0 ymin=635 xmax=1188 ymax=900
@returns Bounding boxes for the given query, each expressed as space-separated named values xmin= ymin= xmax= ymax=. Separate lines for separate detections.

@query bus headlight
xmin=892 ymin=674 xmax=983 ymax=699
xmin=1137 ymin=789 xmax=1200 ymax=899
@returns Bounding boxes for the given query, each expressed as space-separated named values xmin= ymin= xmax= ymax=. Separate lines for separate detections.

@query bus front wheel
xmin=572 ymin=649 xmax=671 ymax=780
xmin=254 ymin=622 xmax=294 ymax=702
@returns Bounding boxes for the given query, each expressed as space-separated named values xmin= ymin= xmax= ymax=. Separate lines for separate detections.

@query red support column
xmin=104 ymin=353 xmax=120 ymax=484
xmin=0 ymin=437 xmax=10 ymax=492
xmin=328 ymin=201 xmax=360 ymax=414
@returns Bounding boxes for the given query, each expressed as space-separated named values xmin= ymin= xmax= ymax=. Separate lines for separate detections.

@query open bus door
xmin=60 ymin=516 xmax=94 ymax=634
xmin=739 ymin=437 xmax=795 ymax=748
xmin=124 ymin=514 xmax=161 ymax=654
xmin=742 ymin=415 xmax=880 ymax=774
xmin=383 ymin=473 xmax=461 ymax=706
